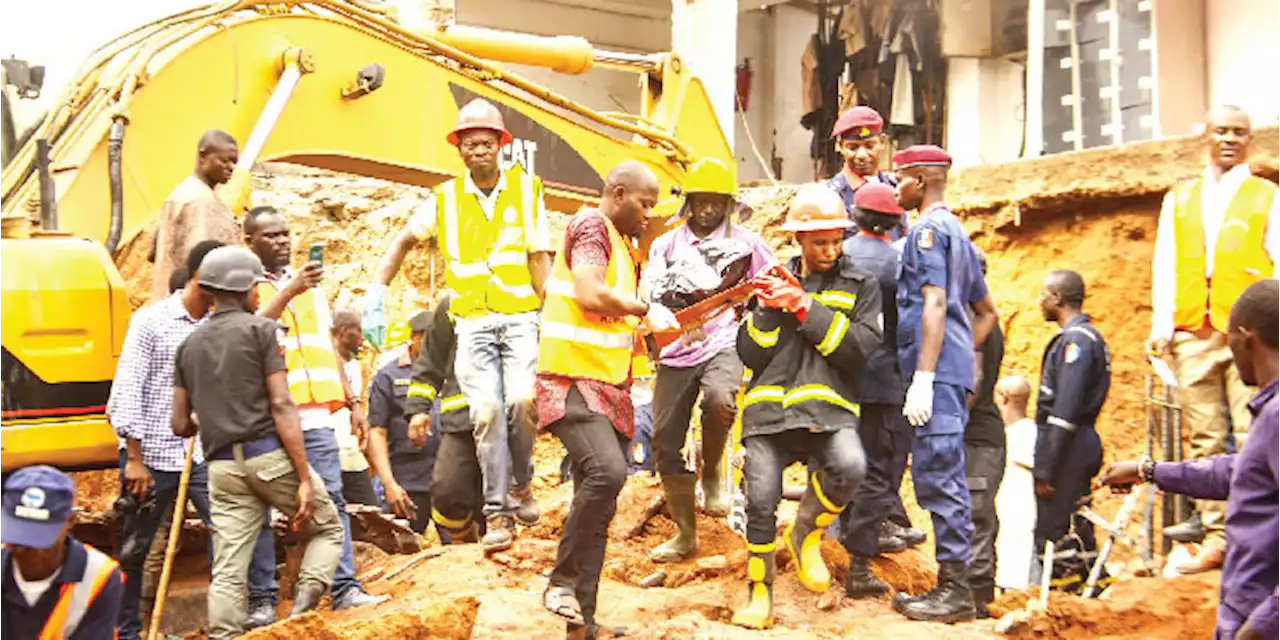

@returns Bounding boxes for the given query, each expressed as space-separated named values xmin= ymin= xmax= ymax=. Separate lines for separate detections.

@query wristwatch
xmin=1138 ymin=456 xmax=1157 ymax=483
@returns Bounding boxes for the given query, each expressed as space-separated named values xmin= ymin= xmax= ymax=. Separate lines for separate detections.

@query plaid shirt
xmin=107 ymin=292 xmax=205 ymax=471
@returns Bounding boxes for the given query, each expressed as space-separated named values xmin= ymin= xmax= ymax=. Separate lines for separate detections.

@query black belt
xmin=210 ymin=434 xmax=283 ymax=461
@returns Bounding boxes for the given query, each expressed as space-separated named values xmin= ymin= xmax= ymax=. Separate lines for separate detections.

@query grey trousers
xmin=207 ymin=447 xmax=344 ymax=640
xmin=966 ymin=444 xmax=1005 ymax=601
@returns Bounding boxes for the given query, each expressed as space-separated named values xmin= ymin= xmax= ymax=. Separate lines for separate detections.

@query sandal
xmin=543 ymin=585 xmax=585 ymax=626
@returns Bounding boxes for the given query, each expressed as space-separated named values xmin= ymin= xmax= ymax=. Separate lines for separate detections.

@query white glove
xmin=642 ymin=303 xmax=680 ymax=334
xmin=903 ymin=370 xmax=935 ymax=428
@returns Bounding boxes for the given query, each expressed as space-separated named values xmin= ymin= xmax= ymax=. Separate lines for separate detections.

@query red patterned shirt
xmin=536 ymin=210 xmax=635 ymax=438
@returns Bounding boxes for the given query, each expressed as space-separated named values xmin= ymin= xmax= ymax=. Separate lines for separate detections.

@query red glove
xmin=757 ymin=274 xmax=812 ymax=323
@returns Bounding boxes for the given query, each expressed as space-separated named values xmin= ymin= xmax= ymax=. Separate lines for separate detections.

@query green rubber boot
xmin=650 ymin=475 xmax=699 ymax=563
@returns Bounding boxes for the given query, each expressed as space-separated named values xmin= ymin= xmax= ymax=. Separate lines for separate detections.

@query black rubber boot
xmin=900 ymin=561 xmax=977 ymax=623
xmin=884 ymin=520 xmax=927 ymax=548
xmin=971 ymin=581 xmax=995 ymax=619
xmin=785 ymin=473 xmax=844 ymax=594
xmin=844 ymin=555 xmax=890 ymax=599
xmin=731 ymin=544 xmax=776 ymax=629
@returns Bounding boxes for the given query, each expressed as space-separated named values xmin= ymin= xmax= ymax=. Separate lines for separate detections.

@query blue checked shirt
xmin=107 ymin=292 xmax=205 ymax=471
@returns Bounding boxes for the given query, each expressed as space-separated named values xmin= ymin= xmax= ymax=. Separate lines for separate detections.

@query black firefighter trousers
xmin=743 ymin=428 xmax=866 ymax=546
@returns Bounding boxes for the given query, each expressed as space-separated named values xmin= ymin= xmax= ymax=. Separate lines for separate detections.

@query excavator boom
xmin=2 ymin=0 xmax=731 ymax=246
xmin=0 ymin=0 xmax=733 ymax=472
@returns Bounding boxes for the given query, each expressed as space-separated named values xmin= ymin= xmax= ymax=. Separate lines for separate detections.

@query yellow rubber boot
xmin=783 ymin=473 xmax=845 ymax=594
xmin=433 ymin=508 xmax=479 ymax=544
xmin=731 ymin=542 xmax=776 ymax=630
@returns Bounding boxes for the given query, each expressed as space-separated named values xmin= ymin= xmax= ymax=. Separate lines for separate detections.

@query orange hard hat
xmin=779 ymin=184 xmax=854 ymax=233
xmin=447 ymin=99 xmax=514 ymax=147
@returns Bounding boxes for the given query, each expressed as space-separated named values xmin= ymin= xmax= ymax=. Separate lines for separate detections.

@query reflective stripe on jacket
xmin=404 ymin=297 xmax=472 ymax=433
xmin=38 ymin=545 xmax=118 ymax=640
xmin=437 ymin=165 xmax=541 ymax=318
xmin=736 ymin=254 xmax=883 ymax=438
xmin=257 ymin=282 xmax=346 ymax=410
xmin=1172 ymin=176 xmax=1276 ymax=332
xmin=538 ymin=211 xmax=640 ymax=385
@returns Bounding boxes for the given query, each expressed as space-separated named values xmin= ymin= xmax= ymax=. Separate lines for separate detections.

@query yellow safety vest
xmin=36 ymin=543 xmax=119 ymax=640
xmin=1172 ymin=176 xmax=1276 ymax=333
xmin=436 ymin=165 xmax=542 ymax=319
xmin=257 ymin=281 xmax=346 ymax=411
xmin=538 ymin=212 xmax=640 ymax=385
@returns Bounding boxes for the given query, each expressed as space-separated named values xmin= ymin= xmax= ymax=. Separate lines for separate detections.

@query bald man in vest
xmin=364 ymin=99 xmax=553 ymax=552
xmin=150 ymin=130 xmax=241 ymax=301
xmin=1146 ymin=105 xmax=1278 ymax=574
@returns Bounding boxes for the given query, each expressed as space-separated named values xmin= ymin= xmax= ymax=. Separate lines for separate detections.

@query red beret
xmin=853 ymin=182 xmax=904 ymax=216
xmin=832 ymin=106 xmax=884 ymax=140
xmin=893 ymin=145 xmax=952 ymax=169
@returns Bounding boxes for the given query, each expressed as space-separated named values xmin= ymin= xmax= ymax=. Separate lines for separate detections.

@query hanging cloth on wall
xmin=801 ymin=35 xmax=823 ymax=120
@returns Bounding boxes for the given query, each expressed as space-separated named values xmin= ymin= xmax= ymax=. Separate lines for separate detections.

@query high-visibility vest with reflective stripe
xmin=437 ymin=165 xmax=542 ymax=319
xmin=257 ymin=281 xmax=346 ymax=411
xmin=538 ymin=212 xmax=640 ymax=384
xmin=1172 ymin=176 xmax=1276 ymax=332
xmin=38 ymin=544 xmax=119 ymax=640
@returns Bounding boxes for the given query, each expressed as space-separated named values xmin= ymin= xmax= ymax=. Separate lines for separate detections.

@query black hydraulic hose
xmin=105 ymin=117 xmax=126 ymax=253
xmin=36 ymin=138 xmax=56 ymax=230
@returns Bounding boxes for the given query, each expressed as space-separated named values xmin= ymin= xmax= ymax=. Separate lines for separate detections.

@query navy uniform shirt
xmin=368 ymin=355 xmax=440 ymax=493
xmin=896 ymin=205 xmax=989 ymax=392
xmin=828 ymin=171 xmax=906 ymax=241
xmin=2 ymin=539 xmax=124 ymax=640
xmin=1033 ymin=313 xmax=1110 ymax=482
xmin=843 ymin=231 xmax=905 ymax=405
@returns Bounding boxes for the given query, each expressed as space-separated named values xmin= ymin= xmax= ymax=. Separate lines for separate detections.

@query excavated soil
xmin=96 ymin=129 xmax=1280 ymax=638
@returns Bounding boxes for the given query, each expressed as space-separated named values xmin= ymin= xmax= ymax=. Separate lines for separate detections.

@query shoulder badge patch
xmin=1064 ymin=343 xmax=1081 ymax=364
xmin=918 ymin=227 xmax=934 ymax=250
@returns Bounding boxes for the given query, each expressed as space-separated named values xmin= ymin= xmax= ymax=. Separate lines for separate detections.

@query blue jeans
xmin=454 ymin=312 xmax=539 ymax=517
xmin=249 ymin=429 xmax=362 ymax=603
xmin=116 ymin=451 xmax=273 ymax=639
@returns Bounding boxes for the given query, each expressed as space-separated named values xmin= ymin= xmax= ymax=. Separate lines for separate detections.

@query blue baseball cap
xmin=2 ymin=466 xmax=75 ymax=548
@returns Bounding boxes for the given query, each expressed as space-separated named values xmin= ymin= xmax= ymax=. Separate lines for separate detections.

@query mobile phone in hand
xmin=308 ymin=243 xmax=324 ymax=266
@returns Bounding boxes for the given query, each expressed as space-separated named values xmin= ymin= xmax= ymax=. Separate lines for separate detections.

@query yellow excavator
xmin=0 ymin=0 xmax=733 ymax=472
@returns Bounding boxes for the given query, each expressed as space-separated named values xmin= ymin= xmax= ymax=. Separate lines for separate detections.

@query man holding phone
xmin=241 ymin=206 xmax=388 ymax=623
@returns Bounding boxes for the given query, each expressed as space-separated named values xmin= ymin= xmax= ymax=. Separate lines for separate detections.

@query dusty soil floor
xmin=78 ymin=128 xmax=1279 ymax=638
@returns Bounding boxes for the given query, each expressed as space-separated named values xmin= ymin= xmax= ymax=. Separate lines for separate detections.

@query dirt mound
xmin=238 ymin=596 xmax=480 ymax=640
xmin=989 ymin=572 xmax=1218 ymax=639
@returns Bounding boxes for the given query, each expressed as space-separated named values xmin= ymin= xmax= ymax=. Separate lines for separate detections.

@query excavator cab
xmin=2 ymin=60 xmax=126 ymax=472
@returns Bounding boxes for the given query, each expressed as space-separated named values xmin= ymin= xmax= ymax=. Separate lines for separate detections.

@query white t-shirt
xmin=995 ymin=417 xmax=1038 ymax=590
xmin=332 ymin=360 xmax=370 ymax=472
xmin=13 ymin=562 xmax=61 ymax=606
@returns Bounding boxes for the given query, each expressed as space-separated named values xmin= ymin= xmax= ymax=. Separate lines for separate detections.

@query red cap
xmin=853 ymin=182 xmax=904 ymax=216
xmin=893 ymin=145 xmax=952 ymax=170
xmin=832 ymin=106 xmax=884 ymax=140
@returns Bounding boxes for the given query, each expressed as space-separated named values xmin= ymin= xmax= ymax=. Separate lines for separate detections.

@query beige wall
xmin=945 ymin=57 xmax=1026 ymax=168
xmin=1204 ymin=0 xmax=1280 ymax=126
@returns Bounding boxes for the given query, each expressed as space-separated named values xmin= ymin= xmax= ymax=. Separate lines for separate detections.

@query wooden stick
xmin=147 ymin=438 xmax=196 ymax=640
xmin=1038 ymin=539 xmax=1054 ymax=610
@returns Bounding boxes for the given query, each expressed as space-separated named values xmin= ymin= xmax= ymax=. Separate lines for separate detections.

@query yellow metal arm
xmin=1 ymin=0 xmax=732 ymax=252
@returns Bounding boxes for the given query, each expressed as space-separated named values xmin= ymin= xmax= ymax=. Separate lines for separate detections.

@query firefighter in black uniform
xmin=404 ymin=297 xmax=485 ymax=543
xmin=1033 ymin=269 xmax=1110 ymax=581
xmin=834 ymin=182 xmax=917 ymax=599
xmin=730 ymin=185 xmax=881 ymax=630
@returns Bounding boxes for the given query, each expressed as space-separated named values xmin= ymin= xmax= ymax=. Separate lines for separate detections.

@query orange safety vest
xmin=256 ymin=280 xmax=346 ymax=410
xmin=1172 ymin=176 xmax=1276 ymax=333
xmin=538 ymin=212 xmax=641 ymax=385
xmin=37 ymin=543 xmax=119 ymax=640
